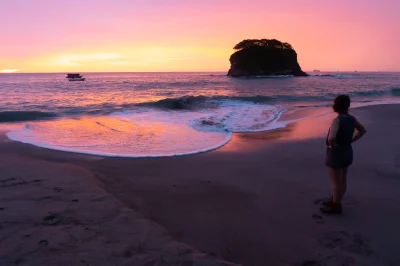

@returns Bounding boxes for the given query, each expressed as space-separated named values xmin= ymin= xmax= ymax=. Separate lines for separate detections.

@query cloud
xmin=55 ymin=53 xmax=125 ymax=66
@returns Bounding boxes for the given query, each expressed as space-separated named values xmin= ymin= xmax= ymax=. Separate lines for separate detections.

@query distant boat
xmin=66 ymin=73 xmax=85 ymax=81
xmin=313 ymin=69 xmax=321 ymax=73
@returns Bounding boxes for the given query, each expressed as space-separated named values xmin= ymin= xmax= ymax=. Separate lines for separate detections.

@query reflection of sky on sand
xmin=5 ymin=116 xmax=231 ymax=157
xmin=218 ymin=101 xmax=392 ymax=154
xmin=216 ymin=110 xmax=336 ymax=153
xmin=281 ymin=113 xmax=336 ymax=140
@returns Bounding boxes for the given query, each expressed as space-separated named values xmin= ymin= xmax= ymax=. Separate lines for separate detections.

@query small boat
xmin=66 ymin=73 xmax=85 ymax=81
xmin=313 ymin=69 xmax=321 ymax=73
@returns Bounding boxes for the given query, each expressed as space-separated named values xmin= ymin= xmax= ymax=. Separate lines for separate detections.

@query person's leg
xmin=329 ymin=167 xmax=343 ymax=204
xmin=321 ymin=167 xmax=343 ymax=214
xmin=341 ymin=167 xmax=348 ymax=198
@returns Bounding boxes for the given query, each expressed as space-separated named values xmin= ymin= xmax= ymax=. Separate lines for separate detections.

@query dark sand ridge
xmin=0 ymin=104 xmax=399 ymax=266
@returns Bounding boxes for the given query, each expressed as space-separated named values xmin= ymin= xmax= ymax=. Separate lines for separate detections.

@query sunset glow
xmin=1 ymin=0 xmax=399 ymax=72
xmin=0 ymin=69 xmax=20 ymax=73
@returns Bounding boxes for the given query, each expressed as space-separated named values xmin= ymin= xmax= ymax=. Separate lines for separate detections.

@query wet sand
xmin=1 ymin=104 xmax=399 ymax=266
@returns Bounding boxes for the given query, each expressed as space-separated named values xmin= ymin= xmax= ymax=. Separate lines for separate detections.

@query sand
xmin=1 ymin=104 xmax=399 ymax=266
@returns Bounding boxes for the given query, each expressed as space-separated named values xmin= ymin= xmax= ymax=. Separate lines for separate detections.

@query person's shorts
xmin=325 ymin=145 xmax=353 ymax=169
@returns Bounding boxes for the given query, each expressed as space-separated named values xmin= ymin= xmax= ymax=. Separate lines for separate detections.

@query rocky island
xmin=228 ymin=39 xmax=308 ymax=77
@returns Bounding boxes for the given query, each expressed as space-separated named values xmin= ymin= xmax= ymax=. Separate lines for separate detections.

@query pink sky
xmin=1 ymin=0 xmax=399 ymax=72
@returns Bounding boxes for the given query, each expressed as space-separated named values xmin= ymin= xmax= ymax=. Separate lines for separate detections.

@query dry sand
xmin=0 ymin=104 xmax=399 ymax=266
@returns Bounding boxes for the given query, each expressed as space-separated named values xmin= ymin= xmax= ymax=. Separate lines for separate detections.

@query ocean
xmin=1 ymin=72 xmax=399 ymax=157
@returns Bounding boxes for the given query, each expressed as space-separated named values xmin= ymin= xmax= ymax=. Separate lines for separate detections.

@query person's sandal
xmin=320 ymin=202 xmax=342 ymax=214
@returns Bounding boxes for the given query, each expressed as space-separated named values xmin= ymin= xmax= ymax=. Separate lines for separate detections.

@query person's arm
xmin=327 ymin=118 xmax=339 ymax=148
xmin=352 ymin=119 xmax=367 ymax=143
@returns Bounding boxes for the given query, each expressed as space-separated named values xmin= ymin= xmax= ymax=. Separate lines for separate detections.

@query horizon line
xmin=1 ymin=70 xmax=400 ymax=74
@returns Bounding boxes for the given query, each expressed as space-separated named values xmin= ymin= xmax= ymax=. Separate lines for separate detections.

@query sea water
xmin=1 ymin=72 xmax=399 ymax=157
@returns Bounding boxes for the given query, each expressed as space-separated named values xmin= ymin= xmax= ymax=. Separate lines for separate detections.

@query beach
xmin=0 ymin=104 xmax=399 ymax=266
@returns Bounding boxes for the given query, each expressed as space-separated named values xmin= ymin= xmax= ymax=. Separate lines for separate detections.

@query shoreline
xmin=2 ymin=101 xmax=399 ymax=159
xmin=1 ymin=104 xmax=400 ymax=266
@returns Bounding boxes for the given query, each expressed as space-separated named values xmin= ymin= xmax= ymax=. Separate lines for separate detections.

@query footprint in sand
xmin=0 ymin=177 xmax=17 ymax=183
xmin=0 ymin=177 xmax=28 ymax=187
xmin=90 ymin=196 xmax=108 ymax=202
xmin=321 ymin=231 xmax=373 ymax=265
xmin=319 ymin=231 xmax=373 ymax=256
xmin=42 ymin=213 xmax=62 ymax=226
xmin=42 ymin=212 xmax=82 ymax=226
xmin=38 ymin=239 xmax=49 ymax=248
xmin=312 ymin=214 xmax=325 ymax=225
xmin=53 ymin=187 xmax=63 ymax=193
xmin=295 ymin=231 xmax=374 ymax=266
xmin=38 ymin=195 xmax=63 ymax=201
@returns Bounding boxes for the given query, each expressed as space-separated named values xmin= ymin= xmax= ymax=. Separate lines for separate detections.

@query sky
xmin=0 ymin=0 xmax=399 ymax=73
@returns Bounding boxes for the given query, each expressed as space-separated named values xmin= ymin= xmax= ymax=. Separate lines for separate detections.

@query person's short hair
xmin=333 ymin=95 xmax=351 ymax=113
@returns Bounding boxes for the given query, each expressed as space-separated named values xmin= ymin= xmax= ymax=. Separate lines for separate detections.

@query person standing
xmin=321 ymin=95 xmax=367 ymax=214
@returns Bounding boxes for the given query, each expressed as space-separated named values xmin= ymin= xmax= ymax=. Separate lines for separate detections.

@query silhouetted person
xmin=321 ymin=95 xmax=367 ymax=214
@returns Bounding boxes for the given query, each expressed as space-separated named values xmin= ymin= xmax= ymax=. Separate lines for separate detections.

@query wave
xmin=191 ymin=108 xmax=284 ymax=133
xmin=140 ymin=95 xmax=315 ymax=110
xmin=0 ymin=111 xmax=57 ymax=123
xmin=309 ymin=73 xmax=357 ymax=78
xmin=141 ymin=95 xmax=275 ymax=110
xmin=308 ymin=73 xmax=335 ymax=77
xmin=391 ymin=87 xmax=400 ymax=96
xmin=252 ymin=75 xmax=293 ymax=79
xmin=351 ymin=87 xmax=400 ymax=97
xmin=352 ymin=90 xmax=387 ymax=97
xmin=1 ymin=87 xmax=399 ymax=122
xmin=142 ymin=96 xmax=210 ymax=110
xmin=138 ymin=90 xmax=400 ymax=110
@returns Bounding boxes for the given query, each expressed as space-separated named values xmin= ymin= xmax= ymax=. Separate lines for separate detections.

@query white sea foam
xmin=190 ymin=100 xmax=284 ymax=133
xmin=253 ymin=75 xmax=293 ymax=78
xmin=350 ymin=99 xmax=400 ymax=108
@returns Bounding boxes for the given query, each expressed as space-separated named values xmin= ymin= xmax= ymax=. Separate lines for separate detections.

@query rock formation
xmin=228 ymin=39 xmax=308 ymax=77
